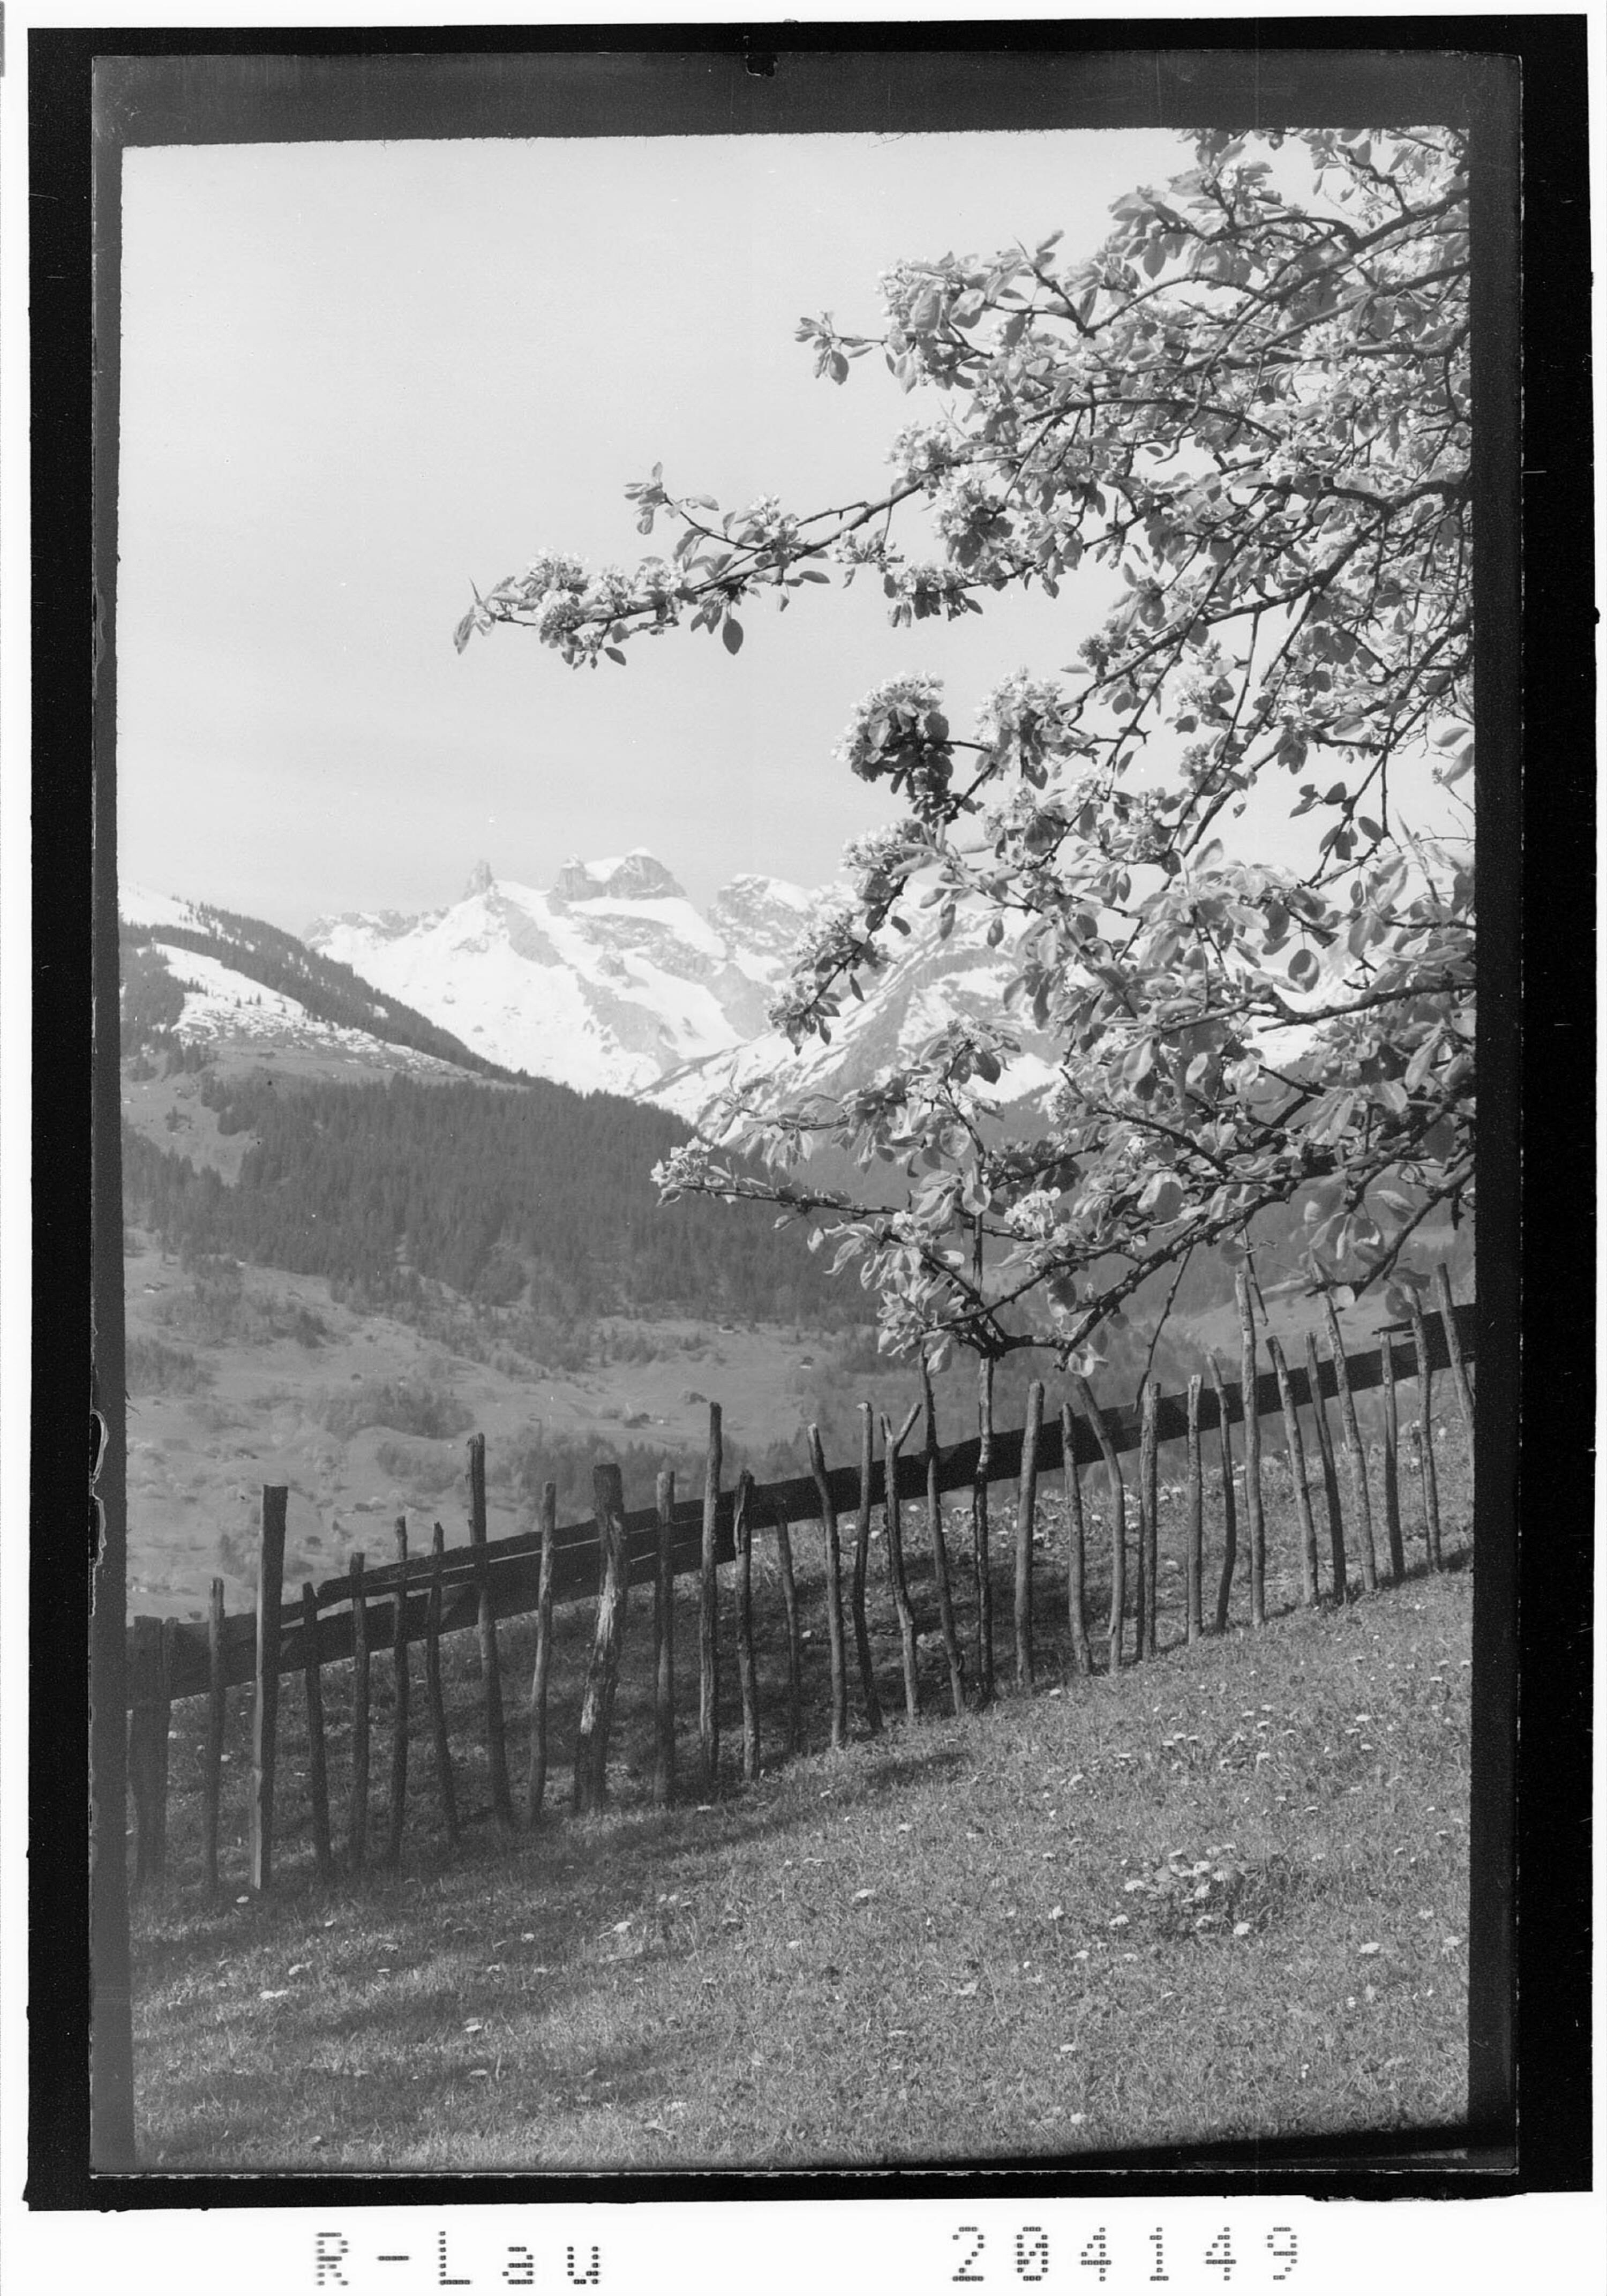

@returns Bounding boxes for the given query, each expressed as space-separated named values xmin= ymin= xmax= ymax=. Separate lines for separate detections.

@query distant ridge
xmin=120 ymin=887 xmax=524 ymax=1083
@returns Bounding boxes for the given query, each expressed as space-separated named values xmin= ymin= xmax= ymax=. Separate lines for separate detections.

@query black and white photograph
xmin=14 ymin=16 xmax=1596 ymax=2250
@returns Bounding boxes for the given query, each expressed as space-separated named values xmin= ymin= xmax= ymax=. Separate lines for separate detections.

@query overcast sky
xmin=117 ymin=124 xmax=1193 ymax=931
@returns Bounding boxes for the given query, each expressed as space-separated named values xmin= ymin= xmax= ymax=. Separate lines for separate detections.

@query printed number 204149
xmin=952 ymin=2224 xmax=1299 ymax=2285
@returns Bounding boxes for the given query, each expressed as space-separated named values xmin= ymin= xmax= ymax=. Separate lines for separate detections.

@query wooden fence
xmin=124 ymin=1278 xmax=1476 ymax=1896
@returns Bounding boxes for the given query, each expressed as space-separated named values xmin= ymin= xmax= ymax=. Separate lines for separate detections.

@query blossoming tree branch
xmin=460 ymin=126 xmax=1473 ymax=1374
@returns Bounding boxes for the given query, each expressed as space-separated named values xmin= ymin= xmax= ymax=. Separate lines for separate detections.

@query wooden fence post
xmin=1075 ymin=1377 xmax=1125 ymax=1672
xmin=202 ymin=1577 xmax=227 ymax=1896
xmin=734 ymin=1470 xmax=761 ymax=1783
xmin=1014 ymin=1380 xmax=1044 ymax=1688
xmin=426 ymin=1523 xmax=459 ymax=1844
xmin=250 ymin=1485 xmax=287 ymax=1894
xmin=1267 ymin=1337 xmax=1319 ymax=1610
xmin=128 ymin=1616 xmax=165 ymax=1894
xmin=348 ymin=1548 xmax=370 ymax=1871
xmin=1321 ymin=1296 xmax=1378 ymax=1592
xmin=880 ymin=1407 xmax=921 ymax=1720
xmin=652 ymin=1469 xmax=676 ymax=1806
xmin=920 ymin=1358 xmax=967 ymax=1717
xmin=1061 ymin=1401 xmax=1093 ymax=1676
xmin=469 ymin=1433 xmax=513 ymax=1827
xmin=1235 ymin=1273 xmax=1266 ymax=1627
xmin=1408 ymin=1297 xmax=1444 ymax=1569
xmin=384 ymin=1518 xmax=410 ymax=1869
xmin=525 ymin=1484 xmax=557 ymax=1826
xmin=1379 ymin=1340 xmax=1405 ymax=1581
xmin=773 ymin=1496 xmax=805 ymax=1754
xmin=1184 ymin=1376 xmax=1204 ymax=1646
xmin=573 ymin=1463 xmax=630 ymax=1814
xmin=1138 ymin=1379 xmax=1159 ymax=1660
xmin=972 ymin=1357 xmax=996 ymax=1704
xmin=1435 ymin=1262 xmax=1476 ymax=1475
xmin=700 ymin=1402 xmax=722 ymax=1790
xmin=301 ymin=1582 xmax=333 ymax=1882
xmin=851 ymin=1405 xmax=883 ymax=1734
xmin=1304 ymin=1335 xmax=1347 ymax=1602
xmin=806 ymin=1424 xmax=849 ymax=1751
xmin=1206 ymin=1353 xmax=1238 ymax=1633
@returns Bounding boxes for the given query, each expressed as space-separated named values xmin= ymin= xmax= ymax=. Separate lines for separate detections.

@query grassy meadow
xmin=128 ymin=1430 xmax=1475 ymax=2171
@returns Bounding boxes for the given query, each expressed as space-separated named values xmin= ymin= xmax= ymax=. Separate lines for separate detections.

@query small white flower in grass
xmin=235 ymin=1895 xmax=250 ymax=1907
xmin=1109 ymin=1915 xmax=1130 ymax=1929
xmin=258 ymin=1989 xmax=289 ymax=2001
xmin=1058 ymin=2042 xmax=1076 ymax=2054
xmin=1233 ymin=1922 xmax=1252 ymax=1938
xmin=1346 ymin=1995 xmax=1357 ymax=2008
xmin=1068 ymin=2113 xmax=1087 ymax=2127
xmin=1123 ymin=1877 xmax=1146 ymax=1893
xmin=853 ymin=1888 xmax=876 ymax=1903
xmin=464 ymin=2019 xmax=484 ymax=2033
xmin=468 ymin=2069 xmax=491 ymax=2081
xmin=1049 ymin=1905 xmax=1065 ymax=1921
xmin=1358 ymin=1942 xmax=1381 ymax=1956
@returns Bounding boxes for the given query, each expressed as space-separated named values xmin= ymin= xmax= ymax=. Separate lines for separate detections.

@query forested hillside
xmin=121 ymin=1071 xmax=855 ymax=1327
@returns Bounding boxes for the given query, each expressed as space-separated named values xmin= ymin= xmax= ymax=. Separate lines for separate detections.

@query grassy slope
xmin=130 ymin=1439 xmax=1474 ymax=2171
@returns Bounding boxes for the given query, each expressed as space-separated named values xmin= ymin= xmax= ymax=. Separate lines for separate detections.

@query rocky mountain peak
xmin=463 ymin=859 xmax=496 ymax=899
xmin=551 ymin=850 xmax=686 ymax=905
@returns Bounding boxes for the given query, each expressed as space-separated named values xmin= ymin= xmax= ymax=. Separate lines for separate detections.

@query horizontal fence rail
xmin=137 ymin=1303 xmax=1475 ymax=1706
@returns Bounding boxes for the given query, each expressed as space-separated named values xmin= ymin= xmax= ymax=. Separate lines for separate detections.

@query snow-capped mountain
xmin=124 ymin=853 xmax=1065 ymax=1127
xmin=303 ymin=854 xmax=817 ymax=1099
xmin=306 ymin=851 xmax=1062 ymax=1127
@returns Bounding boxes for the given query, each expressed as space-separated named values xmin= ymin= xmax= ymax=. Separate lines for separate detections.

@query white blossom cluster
xmin=832 ymin=674 xmax=946 ymax=776
xmin=885 ymin=562 xmax=977 ymax=624
xmin=974 ymin=670 xmax=1083 ymax=774
xmin=581 ymin=565 xmax=640 ymax=619
xmin=734 ymin=496 xmax=803 ymax=556
xmin=1005 ymin=1189 xmax=1064 ymax=1240
xmin=839 ymin=820 xmax=930 ymax=908
xmin=931 ymin=472 xmax=1010 ymax=550
xmin=651 ymin=1142 xmax=716 ymax=1200
xmin=887 ymin=419 xmax=968 ymax=489
xmin=521 ymin=550 xmax=588 ymax=595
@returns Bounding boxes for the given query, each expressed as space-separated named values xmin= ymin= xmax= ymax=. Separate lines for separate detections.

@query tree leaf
xmin=722 ymin=617 xmax=745 ymax=655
